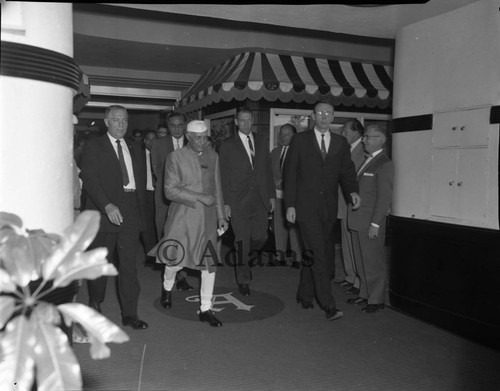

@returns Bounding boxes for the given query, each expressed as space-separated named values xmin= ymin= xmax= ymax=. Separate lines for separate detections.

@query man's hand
xmin=368 ymin=225 xmax=379 ymax=239
xmin=224 ymin=205 xmax=231 ymax=219
xmin=198 ymin=194 xmax=215 ymax=207
xmin=351 ymin=193 xmax=361 ymax=210
xmin=269 ymin=198 xmax=276 ymax=213
xmin=218 ymin=218 xmax=229 ymax=232
xmin=105 ymin=203 xmax=123 ymax=226
xmin=286 ymin=207 xmax=296 ymax=224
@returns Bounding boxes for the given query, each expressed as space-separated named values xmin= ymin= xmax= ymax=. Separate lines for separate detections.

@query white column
xmin=0 ymin=2 xmax=74 ymax=234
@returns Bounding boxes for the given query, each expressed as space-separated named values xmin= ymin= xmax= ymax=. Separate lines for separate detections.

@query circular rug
xmin=153 ymin=286 xmax=285 ymax=323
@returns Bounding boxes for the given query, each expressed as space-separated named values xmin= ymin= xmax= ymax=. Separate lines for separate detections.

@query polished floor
xmin=73 ymin=247 xmax=500 ymax=391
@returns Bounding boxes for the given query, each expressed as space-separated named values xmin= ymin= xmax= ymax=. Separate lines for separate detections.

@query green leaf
xmin=42 ymin=211 xmax=100 ymax=281
xmin=0 ymin=268 xmax=17 ymax=293
xmin=52 ymin=247 xmax=116 ymax=288
xmin=31 ymin=307 xmax=82 ymax=391
xmin=0 ymin=315 xmax=36 ymax=391
xmin=0 ymin=296 xmax=17 ymax=329
xmin=58 ymin=303 xmax=129 ymax=360
xmin=0 ymin=211 xmax=23 ymax=230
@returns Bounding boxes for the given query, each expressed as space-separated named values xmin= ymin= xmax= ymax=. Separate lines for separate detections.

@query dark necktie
xmin=279 ymin=146 xmax=287 ymax=171
xmin=321 ymin=134 xmax=327 ymax=160
xmin=247 ymin=135 xmax=255 ymax=166
xmin=116 ymin=140 xmax=129 ymax=186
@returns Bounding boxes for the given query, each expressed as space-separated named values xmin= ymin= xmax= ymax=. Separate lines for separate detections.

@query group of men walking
xmin=79 ymin=98 xmax=393 ymax=330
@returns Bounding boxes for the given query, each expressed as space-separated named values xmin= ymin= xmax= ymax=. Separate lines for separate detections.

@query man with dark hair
xmin=271 ymin=123 xmax=302 ymax=268
xmin=150 ymin=112 xmax=193 ymax=291
xmin=80 ymin=105 xmax=148 ymax=330
xmin=347 ymin=123 xmax=393 ymax=313
xmin=219 ymin=106 xmax=275 ymax=296
xmin=337 ymin=119 xmax=365 ymax=294
xmin=285 ymin=99 xmax=360 ymax=321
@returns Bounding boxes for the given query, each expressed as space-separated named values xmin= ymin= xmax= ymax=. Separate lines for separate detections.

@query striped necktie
xmin=247 ymin=135 xmax=255 ymax=166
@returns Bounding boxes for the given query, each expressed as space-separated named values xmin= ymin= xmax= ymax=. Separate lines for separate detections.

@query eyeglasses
xmin=362 ymin=135 xmax=381 ymax=139
xmin=315 ymin=111 xmax=333 ymax=117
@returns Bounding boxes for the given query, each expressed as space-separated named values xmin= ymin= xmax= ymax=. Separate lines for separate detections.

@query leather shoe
xmin=362 ymin=304 xmax=385 ymax=313
xmin=346 ymin=297 xmax=368 ymax=305
xmin=346 ymin=287 xmax=360 ymax=295
xmin=176 ymin=277 xmax=193 ymax=291
xmin=122 ymin=316 xmax=149 ymax=330
xmin=238 ymin=284 xmax=250 ymax=296
xmin=340 ymin=280 xmax=353 ymax=287
xmin=290 ymin=261 xmax=301 ymax=269
xmin=325 ymin=308 xmax=344 ymax=321
xmin=88 ymin=301 xmax=101 ymax=313
xmin=160 ymin=288 xmax=172 ymax=309
xmin=296 ymin=297 xmax=314 ymax=309
xmin=199 ymin=310 xmax=223 ymax=327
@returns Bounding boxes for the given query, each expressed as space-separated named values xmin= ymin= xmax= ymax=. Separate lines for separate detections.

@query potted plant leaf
xmin=0 ymin=210 xmax=129 ymax=390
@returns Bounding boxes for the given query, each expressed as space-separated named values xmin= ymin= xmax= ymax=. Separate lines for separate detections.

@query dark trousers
xmin=297 ymin=215 xmax=336 ymax=311
xmin=87 ymin=192 xmax=141 ymax=318
xmin=141 ymin=190 xmax=157 ymax=254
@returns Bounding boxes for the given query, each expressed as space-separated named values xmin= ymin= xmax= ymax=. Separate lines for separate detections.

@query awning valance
xmin=176 ymin=51 xmax=393 ymax=113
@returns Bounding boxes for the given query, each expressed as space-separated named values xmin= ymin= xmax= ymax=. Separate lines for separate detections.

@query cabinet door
xmin=430 ymin=149 xmax=457 ymax=218
xmin=457 ymin=107 xmax=490 ymax=147
xmin=456 ymin=148 xmax=489 ymax=223
xmin=432 ymin=112 xmax=460 ymax=148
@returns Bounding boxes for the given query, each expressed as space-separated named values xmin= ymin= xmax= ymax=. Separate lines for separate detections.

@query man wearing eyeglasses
xmin=285 ymin=99 xmax=360 ymax=321
xmin=347 ymin=124 xmax=393 ymax=314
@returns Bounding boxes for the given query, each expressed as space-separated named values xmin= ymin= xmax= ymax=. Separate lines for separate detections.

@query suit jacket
xmin=270 ymin=145 xmax=284 ymax=193
xmin=150 ymin=135 xmax=188 ymax=210
xmin=338 ymin=140 xmax=365 ymax=219
xmin=219 ymin=132 xmax=274 ymax=214
xmin=284 ymin=130 xmax=358 ymax=222
xmin=347 ymin=151 xmax=393 ymax=231
xmin=80 ymin=134 xmax=146 ymax=233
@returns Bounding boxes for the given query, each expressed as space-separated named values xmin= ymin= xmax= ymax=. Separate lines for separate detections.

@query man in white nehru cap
xmin=151 ymin=119 xmax=228 ymax=326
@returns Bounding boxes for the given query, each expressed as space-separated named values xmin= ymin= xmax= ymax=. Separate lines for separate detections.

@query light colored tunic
xmin=159 ymin=146 xmax=225 ymax=272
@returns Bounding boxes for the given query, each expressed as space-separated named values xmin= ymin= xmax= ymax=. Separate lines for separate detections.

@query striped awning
xmin=176 ymin=51 xmax=393 ymax=113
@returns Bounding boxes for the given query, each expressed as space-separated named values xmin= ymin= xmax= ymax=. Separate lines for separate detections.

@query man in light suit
xmin=337 ymin=119 xmax=365 ymax=294
xmin=347 ymin=123 xmax=394 ymax=313
xmin=271 ymin=123 xmax=302 ymax=268
xmin=285 ymin=99 xmax=360 ymax=321
xmin=150 ymin=112 xmax=193 ymax=291
xmin=80 ymin=105 xmax=148 ymax=330
xmin=219 ymin=106 xmax=275 ymax=296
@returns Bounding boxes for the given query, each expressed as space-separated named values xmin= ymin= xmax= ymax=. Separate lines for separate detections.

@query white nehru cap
xmin=187 ymin=120 xmax=207 ymax=133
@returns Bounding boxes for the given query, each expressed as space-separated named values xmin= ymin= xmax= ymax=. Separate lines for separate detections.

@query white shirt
xmin=238 ymin=131 xmax=255 ymax=167
xmin=145 ymin=149 xmax=154 ymax=191
xmin=173 ymin=136 xmax=184 ymax=150
xmin=107 ymin=133 xmax=136 ymax=190
xmin=314 ymin=127 xmax=331 ymax=154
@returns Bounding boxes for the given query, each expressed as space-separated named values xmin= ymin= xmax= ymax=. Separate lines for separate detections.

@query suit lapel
xmin=101 ymin=135 xmax=122 ymax=176
xmin=357 ymin=151 xmax=387 ymax=178
xmin=308 ymin=130 xmax=323 ymax=160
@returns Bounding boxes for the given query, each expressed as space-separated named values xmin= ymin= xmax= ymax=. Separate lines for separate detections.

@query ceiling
xmin=73 ymin=1 xmax=479 ymax=121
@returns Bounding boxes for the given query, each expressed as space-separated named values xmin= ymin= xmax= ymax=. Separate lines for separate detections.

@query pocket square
xmin=363 ymin=172 xmax=374 ymax=176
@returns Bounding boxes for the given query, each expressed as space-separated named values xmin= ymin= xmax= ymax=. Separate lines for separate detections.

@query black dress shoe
xmin=238 ymin=284 xmax=250 ymax=296
xmin=88 ymin=301 xmax=102 ymax=313
xmin=160 ymin=288 xmax=172 ymax=309
xmin=325 ymin=308 xmax=344 ymax=321
xmin=199 ymin=310 xmax=223 ymax=327
xmin=345 ymin=287 xmax=360 ymax=295
xmin=346 ymin=297 xmax=368 ymax=305
xmin=122 ymin=316 xmax=149 ymax=330
xmin=340 ymin=280 xmax=353 ymax=287
xmin=176 ymin=277 xmax=193 ymax=291
xmin=362 ymin=304 xmax=385 ymax=313
xmin=290 ymin=261 xmax=301 ymax=269
xmin=296 ymin=297 xmax=314 ymax=309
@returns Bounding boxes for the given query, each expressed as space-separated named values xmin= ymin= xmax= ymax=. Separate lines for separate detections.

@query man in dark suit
xmin=347 ymin=124 xmax=393 ymax=313
xmin=285 ymin=99 xmax=360 ymax=321
xmin=219 ymin=106 xmax=275 ymax=296
xmin=150 ymin=112 xmax=192 ymax=291
xmin=337 ymin=119 xmax=365 ymax=294
xmin=80 ymin=105 xmax=148 ymax=330
xmin=270 ymin=123 xmax=302 ymax=268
